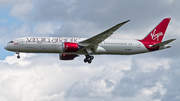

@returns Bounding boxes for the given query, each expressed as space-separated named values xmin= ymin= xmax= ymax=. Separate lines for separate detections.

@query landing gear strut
xmin=16 ymin=52 xmax=20 ymax=59
xmin=84 ymin=55 xmax=94 ymax=64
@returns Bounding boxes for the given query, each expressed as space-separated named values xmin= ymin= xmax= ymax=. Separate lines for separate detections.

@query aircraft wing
xmin=152 ymin=38 xmax=176 ymax=47
xmin=78 ymin=20 xmax=130 ymax=53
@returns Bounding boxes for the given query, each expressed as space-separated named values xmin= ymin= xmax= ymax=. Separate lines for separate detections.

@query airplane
xmin=4 ymin=18 xmax=176 ymax=63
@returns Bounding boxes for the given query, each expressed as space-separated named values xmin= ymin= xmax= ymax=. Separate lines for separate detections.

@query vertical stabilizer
xmin=141 ymin=18 xmax=171 ymax=43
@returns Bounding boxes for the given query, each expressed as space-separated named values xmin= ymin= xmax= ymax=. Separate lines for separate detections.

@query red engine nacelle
xmin=62 ymin=42 xmax=79 ymax=52
xmin=60 ymin=54 xmax=78 ymax=60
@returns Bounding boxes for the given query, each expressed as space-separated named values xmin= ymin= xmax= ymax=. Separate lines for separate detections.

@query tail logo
xmin=150 ymin=29 xmax=163 ymax=41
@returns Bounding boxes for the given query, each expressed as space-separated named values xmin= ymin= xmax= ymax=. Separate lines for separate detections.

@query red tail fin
xmin=141 ymin=18 xmax=171 ymax=43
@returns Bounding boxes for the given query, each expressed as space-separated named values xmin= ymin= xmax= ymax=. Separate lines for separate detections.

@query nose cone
xmin=4 ymin=46 xmax=7 ymax=50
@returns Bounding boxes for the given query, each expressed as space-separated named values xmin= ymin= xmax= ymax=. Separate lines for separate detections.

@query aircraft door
xmin=19 ymin=39 xmax=24 ymax=45
xmin=137 ymin=42 xmax=141 ymax=48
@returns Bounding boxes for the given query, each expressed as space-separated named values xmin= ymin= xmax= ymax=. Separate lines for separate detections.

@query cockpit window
xmin=8 ymin=41 xmax=14 ymax=43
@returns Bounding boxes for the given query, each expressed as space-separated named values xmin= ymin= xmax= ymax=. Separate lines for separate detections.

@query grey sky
xmin=0 ymin=0 xmax=180 ymax=101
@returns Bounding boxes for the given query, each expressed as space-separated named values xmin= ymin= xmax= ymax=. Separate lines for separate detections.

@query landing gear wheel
xmin=88 ymin=60 xmax=92 ymax=64
xmin=84 ymin=59 xmax=88 ymax=63
xmin=16 ymin=52 xmax=20 ymax=59
xmin=90 ymin=56 xmax=94 ymax=60
xmin=17 ymin=55 xmax=20 ymax=59
xmin=84 ymin=54 xmax=94 ymax=64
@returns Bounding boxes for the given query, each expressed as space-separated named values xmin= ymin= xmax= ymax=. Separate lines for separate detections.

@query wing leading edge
xmin=78 ymin=20 xmax=130 ymax=52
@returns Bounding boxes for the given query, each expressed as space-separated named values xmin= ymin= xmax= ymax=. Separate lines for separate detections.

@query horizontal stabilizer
xmin=152 ymin=38 xmax=176 ymax=47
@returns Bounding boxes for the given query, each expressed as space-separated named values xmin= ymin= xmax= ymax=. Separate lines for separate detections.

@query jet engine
xmin=62 ymin=42 xmax=79 ymax=52
xmin=59 ymin=54 xmax=79 ymax=60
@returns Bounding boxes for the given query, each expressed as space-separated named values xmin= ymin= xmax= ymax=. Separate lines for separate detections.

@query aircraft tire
xmin=17 ymin=55 xmax=20 ymax=59
xmin=84 ymin=59 xmax=88 ymax=63
xmin=88 ymin=60 xmax=92 ymax=64
xmin=90 ymin=56 xmax=94 ymax=60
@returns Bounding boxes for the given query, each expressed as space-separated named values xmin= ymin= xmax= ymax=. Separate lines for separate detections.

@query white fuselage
xmin=4 ymin=18 xmax=174 ymax=63
xmin=5 ymin=37 xmax=168 ymax=55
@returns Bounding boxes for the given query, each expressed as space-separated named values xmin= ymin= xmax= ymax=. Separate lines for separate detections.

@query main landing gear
xmin=84 ymin=55 xmax=94 ymax=64
xmin=16 ymin=52 xmax=20 ymax=59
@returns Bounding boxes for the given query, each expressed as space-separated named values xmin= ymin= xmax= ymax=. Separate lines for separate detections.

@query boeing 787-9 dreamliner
xmin=4 ymin=18 xmax=176 ymax=63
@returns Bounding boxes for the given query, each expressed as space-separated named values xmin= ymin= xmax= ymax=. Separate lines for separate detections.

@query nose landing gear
xmin=84 ymin=55 xmax=94 ymax=64
xmin=17 ymin=55 xmax=20 ymax=59
xmin=16 ymin=52 xmax=20 ymax=59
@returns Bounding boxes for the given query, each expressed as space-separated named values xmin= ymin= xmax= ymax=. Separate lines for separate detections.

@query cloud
xmin=25 ymin=0 xmax=180 ymax=39
xmin=0 ymin=54 xmax=111 ymax=101
xmin=0 ymin=18 xmax=8 ymax=23
xmin=0 ymin=51 xmax=180 ymax=101
xmin=0 ymin=0 xmax=27 ymax=6
xmin=1 ymin=0 xmax=180 ymax=101
xmin=10 ymin=2 xmax=34 ymax=19
xmin=65 ymin=56 xmax=132 ymax=98
xmin=33 ymin=22 xmax=61 ymax=36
